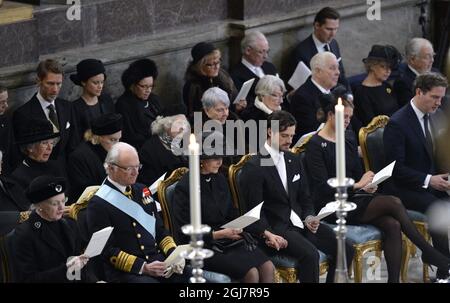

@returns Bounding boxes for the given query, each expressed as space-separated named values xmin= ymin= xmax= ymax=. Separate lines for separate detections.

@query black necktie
xmin=47 ymin=104 xmax=59 ymax=131
xmin=423 ymin=114 xmax=433 ymax=154
xmin=324 ymin=44 xmax=330 ymax=52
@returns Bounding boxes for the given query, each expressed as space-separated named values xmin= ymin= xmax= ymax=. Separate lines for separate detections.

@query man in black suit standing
xmin=13 ymin=59 xmax=80 ymax=169
xmin=240 ymin=110 xmax=353 ymax=283
xmin=394 ymin=38 xmax=437 ymax=107
xmin=384 ymin=72 xmax=450 ymax=260
xmin=289 ymin=7 xmax=349 ymax=91
xmin=230 ymin=31 xmax=278 ymax=108
xmin=290 ymin=52 xmax=340 ymax=140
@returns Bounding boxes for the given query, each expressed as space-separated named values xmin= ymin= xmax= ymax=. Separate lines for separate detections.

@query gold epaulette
xmin=110 ymin=251 xmax=137 ymax=272
xmin=69 ymin=186 xmax=100 ymax=220
xmin=159 ymin=236 xmax=177 ymax=255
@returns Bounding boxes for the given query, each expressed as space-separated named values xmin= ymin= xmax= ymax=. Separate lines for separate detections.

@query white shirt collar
xmin=411 ymin=98 xmax=426 ymax=120
xmin=264 ymin=141 xmax=284 ymax=164
xmin=311 ymin=78 xmax=331 ymax=94
xmin=407 ymin=64 xmax=421 ymax=76
xmin=254 ymin=97 xmax=274 ymax=115
xmin=242 ymin=58 xmax=264 ymax=77
xmin=107 ymin=176 xmax=127 ymax=194
xmin=37 ymin=92 xmax=55 ymax=113
xmin=312 ymin=33 xmax=328 ymax=53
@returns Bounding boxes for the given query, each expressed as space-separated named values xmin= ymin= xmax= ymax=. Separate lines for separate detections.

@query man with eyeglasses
xmin=87 ymin=142 xmax=187 ymax=283
xmin=394 ymin=38 xmax=440 ymax=107
xmin=11 ymin=118 xmax=65 ymax=195
xmin=230 ymin=31 xmax=278 ymax=108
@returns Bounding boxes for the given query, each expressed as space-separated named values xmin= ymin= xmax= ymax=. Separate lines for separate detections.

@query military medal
xmin=142 ymin=187 xmax=154 ymax=205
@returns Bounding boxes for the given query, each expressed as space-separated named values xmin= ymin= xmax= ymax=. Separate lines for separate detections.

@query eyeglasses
xmin=269 ymin=93 xmax=283 ymax=100
xmin=47 ymin=197 xmax=68 ymax=207
xmin=112 ymin=163 xmax=143 ymax=172
xmin=136 ymin=83 xmax=155 ymax=91
xmin=418 ymin=53 xmax=436 ymax=60
xmin=205 ymin=60 xmax=221 ymax=68
xmin=250 ymin=46 xmax=270 ymax=56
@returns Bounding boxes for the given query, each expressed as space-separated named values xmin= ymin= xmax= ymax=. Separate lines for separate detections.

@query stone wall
xmin=0 ymin=0 xmax=423 ymax=112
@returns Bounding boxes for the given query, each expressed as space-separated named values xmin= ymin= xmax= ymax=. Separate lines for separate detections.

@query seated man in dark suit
xmin=230 ymin=31 xmax=278 ymax=107
xmin=12 ymin=59 xmax=80 ymax=170
xmin=394 ymin=38 xmax=437 ymax=107
xmin=384 ymin=72 xmax=450 ymax=262
xmin=290 ymin=52 xmax=340 ymax=141
xmin=86 ymin=142 xmax=187 ymax=283
xmin=289 ymin=7 xmax=349 ymax=92
xmin=240 ymin=110 xmax=353 ymax=283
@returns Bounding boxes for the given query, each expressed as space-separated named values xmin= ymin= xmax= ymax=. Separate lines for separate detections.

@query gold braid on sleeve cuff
xmin=159 ymin=236 xmax=177 ymax=255
xmin=110 ymin=251 xmax=137 ymax=272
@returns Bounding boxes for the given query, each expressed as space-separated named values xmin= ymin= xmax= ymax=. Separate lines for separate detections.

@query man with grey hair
xmin=289 ymin=52 xmax=340 ymax=140
xmin=230 ymin=31 xmax=278 ymax=107
xmin=385 ymin=72 xmax=450 ymax=267
xmin=87 ymin=142 xmax=187 ymax=283
xmin=394 ymin=38 xmax=438 ymax=107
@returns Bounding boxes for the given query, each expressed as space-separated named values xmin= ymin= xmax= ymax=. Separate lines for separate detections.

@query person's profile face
xmin=83 ymin=73 xmax=105 ymax=97
xmin=314 ymin=18 xmax=339 ymax=44
xmin=38 ymin=72 xmax=63 ymax=102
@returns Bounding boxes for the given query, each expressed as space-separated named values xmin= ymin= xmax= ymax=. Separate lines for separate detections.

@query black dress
xmin=14 ymin=211 xmax=95 ymax=282
xmin=67 ymin=142 xmax=107 ymax=201
xmin=115 ymin=91 xmax=162 ymax=149
xmin=305 ymin=131 xmax=372 ymax=223
xmin=173 ymin=173 xmax=269 ymax=280
xmin=353 ymin=82 xmax=399 ymax=127
xmin=137 ymin=135 xmax=187 ymax=186
xmin=73 ymin=94 xmax=115 ymax=137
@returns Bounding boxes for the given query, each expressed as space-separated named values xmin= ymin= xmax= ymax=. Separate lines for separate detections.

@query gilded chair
xmin=292 ymin=135 xmax=384 ymax=283
xmin=157 ymin=167 xmax=232 ymax=283
xmin=228 ymin=153 xmax=329 ymax=283
xmin=359 ymin=115 xmax=430 ymax=282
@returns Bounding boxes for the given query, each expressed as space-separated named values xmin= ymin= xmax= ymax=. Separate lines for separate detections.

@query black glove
xmin=241 ymin=232 xmax=258 ymax=252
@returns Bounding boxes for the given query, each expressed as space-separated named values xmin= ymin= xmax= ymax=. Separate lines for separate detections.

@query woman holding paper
xmin=173 ymin=131 xmax=274 ymax=283
xmin=305 ymin=94 xmax=450 ymax=282
xmin=14 ymin=175 xmax=96 ymax=283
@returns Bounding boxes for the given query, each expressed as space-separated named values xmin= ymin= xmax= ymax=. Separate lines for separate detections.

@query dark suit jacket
xmin=87 ymin=180 xmax=172 ymax=280
xmin=12 ymin=95 xmax=80 ymax=163
xmin=290 ymin=77 xmax=326 ymax=140
xmin=14 ymin=212 xmax=91 ymax=282
xmin=239 ymin=149 xmax=315 ymax=236
xmin=0 ymin=114 xmax=18 ymax=174
xmin=230 ymin=61 xmax=278 ymax=107
xmin=0 ymin=175 xmax=31 ymax=235
xmin=384 ymin=103 xmax=437 ymax=189
xmin=289 ymin=34 xmax=348 ymax=90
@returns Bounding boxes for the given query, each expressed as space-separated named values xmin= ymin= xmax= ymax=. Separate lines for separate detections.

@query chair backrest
xmin=359 ymin=115 xmax=389 ymax=172
xmin=157 ymin=167 xmax=188 ymax=240
xmin=0 ymin=230 xmax=16 ymax=283
xmin=228 ymin=154 xmax=255 ymax=215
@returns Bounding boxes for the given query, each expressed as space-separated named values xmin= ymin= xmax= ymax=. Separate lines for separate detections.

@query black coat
xmin=67 ymin=142 xmax=107 ymax=202
xmin=14 ymin=211 xmax=94 ymax=282
xmin=290 ymin=77 xmax=327 ymax=140
xmin=13 ymin=95 xmax=81 ymax=164
xmin=240 ymin=105 xmax=270 ymax=152
xmin=86 ymin=180 xmax=173 ymax=281
xmin=289 ymin=34 xmax=349 ymax=91
xmin=230 ymin=61 xmax=278 ymax=107
xmin=0 ymin=114 xmax=18 ymax=174
xmin=115 ymin=91 xmax=162 ymax=149
xmin=0 ymin=175 xmax=31 ymax=235
xmin=240 ymin=148 xmax=315 ymax=236
xmin=72 ymin=94 xmax=115 ymax=137
xmin=11 ymin=157 xmax=65 ymax=191
xmin=137 ymin=135 xmax=187 ymax=186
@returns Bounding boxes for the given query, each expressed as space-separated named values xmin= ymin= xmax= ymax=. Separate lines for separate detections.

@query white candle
xmin=335 ymin=98 xmax=346 ymax=186
xmin=188 ymin=134 xmax=201 ymax=231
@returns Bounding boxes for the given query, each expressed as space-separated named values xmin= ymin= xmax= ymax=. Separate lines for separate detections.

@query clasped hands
xmin=143 ymin=257 xmax=185 ymax=278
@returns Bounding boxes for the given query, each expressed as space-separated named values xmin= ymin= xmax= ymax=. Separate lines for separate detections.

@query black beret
xmin=121 ymin=58 xmax=158 ymax=90
xmin=191 ymin=42 xmax=217 ymax=64
xmin=70 ymin=59 xmax=106 ymax=86
xmin=26 ymin=175 xmax=66 ymax=204
xmin=91 ymin=113 xmax=123 ymax=135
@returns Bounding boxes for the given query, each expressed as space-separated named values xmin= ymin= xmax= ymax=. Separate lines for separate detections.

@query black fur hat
xmin=121 ymin=58 xmax=158 ymax=90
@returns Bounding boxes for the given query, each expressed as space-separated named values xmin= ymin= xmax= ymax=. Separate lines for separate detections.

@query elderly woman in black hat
xmin=14 ymin=175 xmax=96 ymax=283
xmin=68 ymin=113 xmax=123 ymax=201
xmin=71 ymin=59 xmax=115 ymax=137
xmin=183 ymin=42 xmax=247 ymax=119
xmin=11 ymin=118 xmax=65 ymax=191
xmin=173 ymin=131 xmax=274 ymax=283
xmin=115 ymin=58 xmax=162 ymax=149
xmin=353 ymin=45 xmax=402 ymax=127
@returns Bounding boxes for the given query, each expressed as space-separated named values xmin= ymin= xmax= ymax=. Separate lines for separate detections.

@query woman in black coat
xmin=304 ymin=95 xmax=450 ymax=282
xmin=70 ymin=59 xmax=115 ymax=138
xmin=116 ymin=59 xmax=162 ymax=149
xmin=14 ymin=175 xmax=95 ymax=283
xmin=173 ymin=132 xmax=274 ymax=282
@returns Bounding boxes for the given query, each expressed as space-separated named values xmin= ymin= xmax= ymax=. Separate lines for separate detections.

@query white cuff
xmin=423 ymin=174 xmax=432 ymax=189
xmin=139 ymin=263 xmax=146 ymax=275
